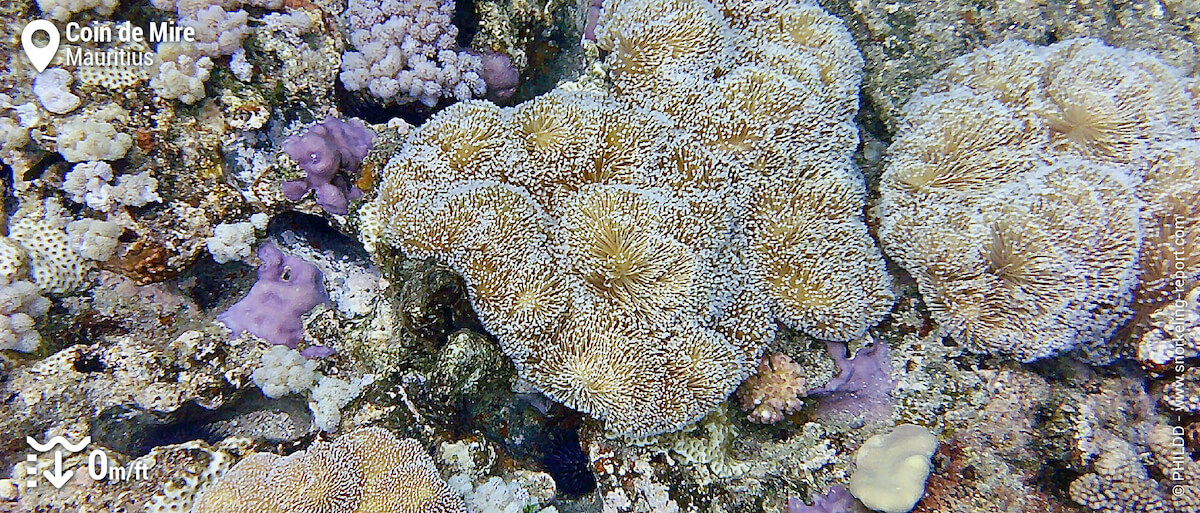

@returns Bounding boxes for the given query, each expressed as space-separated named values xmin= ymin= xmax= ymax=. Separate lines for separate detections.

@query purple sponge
xmin=788 ymin=487 xmax=865 ymax=513
xmin=808 ymin=340 xmax=894 ymax=424
xmin=218 ymin=244 xmax=328 ymax=349
xmin=480 ymin=52 xmax=520 ymax=102
xmin=281 ymin=117 xmax=375 ymax=215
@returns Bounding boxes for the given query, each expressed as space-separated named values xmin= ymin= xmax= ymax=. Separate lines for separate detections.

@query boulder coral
xmin=362 ymin=0 xmax=893 ymax=436
xmin=879 ymin=38 xmax=1200 ymax=362
xmin=194 ymin=427 xmax=467 ymax=513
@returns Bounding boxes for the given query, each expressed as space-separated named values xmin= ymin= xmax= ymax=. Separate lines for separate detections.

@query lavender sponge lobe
xmin=281 ymin=117 xmax=375 ymax=215
xmin=218 ymin=244 xmax=328 ymax=348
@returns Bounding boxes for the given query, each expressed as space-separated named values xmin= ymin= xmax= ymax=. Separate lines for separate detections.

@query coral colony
xmin=0 ymin=0 xmax=1197 ymax=511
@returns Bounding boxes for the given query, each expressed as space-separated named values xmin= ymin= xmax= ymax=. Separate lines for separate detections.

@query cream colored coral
xmin=1138 ymin=286 xmax=1199 ymax=368
xmin=1068 ymin=429 xmax=1194 ymax=513
xmin=65 ymin=218 xmax=122 ymax=261
xmin=1134 ymin=142 xmax=1200 ymax=319
xmin=35 ymin=0 xmax=117 ymax=20
xmin=848 ymin=424 xmax=938 ymax=513
xmin=8 ymin=212 xmax=90 ymax=294
xmin=0 ymin=280 xmax=51 ymax=352
xmin=366 ymin=0 xmax=891 ymax=437
xmin=195 ymin=427 xmax=466 ymax=513
xmin=55 ymin=112 xmax=133 ymax=162
xmin=152 ymin=43 xmax=214 ymax=105
xmin=0 ymin=238 xmax=30 ymax=284
xmin=880 ymin=38 xmax=1200 ymax=362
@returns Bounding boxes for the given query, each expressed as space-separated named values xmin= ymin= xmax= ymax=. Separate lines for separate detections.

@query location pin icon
xmin=22 ymin=20 xmax=60 ymax=73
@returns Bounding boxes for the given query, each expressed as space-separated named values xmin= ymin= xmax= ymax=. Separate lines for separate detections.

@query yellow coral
xmin=194 ymin=427 xmax=466 ymax=513
xmin=881 ymin=38 xmax=1200 ymax=361
xmin=366 ymin=0 xmax=890 ymax=436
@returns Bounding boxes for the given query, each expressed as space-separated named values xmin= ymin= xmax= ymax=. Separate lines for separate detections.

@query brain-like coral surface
xmin=194 ymin=427 xmax=467 ymax=513
xmin=880 ymin=38 xmax=1200 ymax=362
xmin=365 ymin=0 xmax=893 ymax=436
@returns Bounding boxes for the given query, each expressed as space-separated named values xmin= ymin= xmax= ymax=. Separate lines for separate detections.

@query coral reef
xmin=821 ymin=0 xmax=1200 ymax=132
xmin=1069 ymin=425 xmax=1200 ymax=513
xmin=194 ymin=427 xmax=468 ymax=513
xmin=879 ymin=38 xmax=1199 ymax=362
xmin=363 ymin=0 xmax=893 ymax=436
xmin=1 ymin=0 xmax=1196 ymax=511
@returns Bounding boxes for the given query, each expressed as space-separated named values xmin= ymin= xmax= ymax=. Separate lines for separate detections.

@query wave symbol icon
xmin=27 ymin=436 xmax=91 ymax=453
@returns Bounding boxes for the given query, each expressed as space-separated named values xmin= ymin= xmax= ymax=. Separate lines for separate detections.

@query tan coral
xmin=1070 ymin=427 xmax=1200 ymax=513
xmin=736 ymin=353 xmax=806 ymax=424
xmin=881 ymin=38 xmax=1200 ymax=362
xmin=593 ymin=0 xmax=734 ymax=95
xmin=195 ymin=427 xmax=466 ymax=513
xmin=1134 ymin=142 xmax=1200 ymax=317
xmin=365 ymin=0 xmax=890 ymax=436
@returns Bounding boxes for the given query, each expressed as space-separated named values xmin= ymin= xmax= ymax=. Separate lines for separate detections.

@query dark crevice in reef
xmin=335 ymin=78 xmax=436 ymax=126
xmin=183 ymin=252 xmax=255 ymax=313
xmin=92 ymin=389 xmax=313 ymax=456
xmin=454 ymin=0 xmax=479 ymax=48
xmin=266 ymin=210 xmax=372 ymax=262
xmin=855 ymin=91 xmax=891 ymax=146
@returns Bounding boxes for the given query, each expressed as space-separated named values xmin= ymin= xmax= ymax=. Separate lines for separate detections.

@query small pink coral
xmin=737 ymin=353 xmax=807 ymax=424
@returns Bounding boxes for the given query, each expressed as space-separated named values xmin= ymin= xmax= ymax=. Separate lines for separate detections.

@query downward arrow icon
xmin=43 ymin=451 xmax=73 ymax=489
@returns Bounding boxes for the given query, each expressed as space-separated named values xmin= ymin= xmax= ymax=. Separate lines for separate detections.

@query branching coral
xmin=339 ymin=0 xmax=486 ymax=106
xmin=195 ymin=427 xmax=467 ymax=513
xmin=364 ymin=0 xmax=892 ymax=437
xmin=880 ymin=38 xmax=1200 ymax=362
xmin=736 ymin=353 xmax=807 ymax=424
